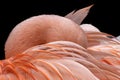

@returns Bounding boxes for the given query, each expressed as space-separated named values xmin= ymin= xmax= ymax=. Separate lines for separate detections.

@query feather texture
xmin=0 ymin=5 xmax=120 ymax=80
xmin=65 ymin=5 xmax=93 ymax=25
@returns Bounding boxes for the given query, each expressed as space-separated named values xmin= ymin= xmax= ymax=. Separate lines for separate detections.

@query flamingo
xmin=0 ymin=5 xmax=120 ymax=80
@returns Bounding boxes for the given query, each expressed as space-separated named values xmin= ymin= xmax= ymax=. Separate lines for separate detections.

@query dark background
xmin=0 ymin=0 xmax=119 ymax=59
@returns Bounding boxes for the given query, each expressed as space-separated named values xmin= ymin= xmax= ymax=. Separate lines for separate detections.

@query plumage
xmin=1 ymin=41 xmax=100 ymax=80
xmin=65 ymin=5 xmax=93 ymax=25
xmin=5 ymin=14 xmax=87 ymax=59
xmin=0 ymin=5 xmax=120 ymax=80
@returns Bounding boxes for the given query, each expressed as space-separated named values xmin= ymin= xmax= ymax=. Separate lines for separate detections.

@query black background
xmin=0 ymin=0 xmax=119 ymax=59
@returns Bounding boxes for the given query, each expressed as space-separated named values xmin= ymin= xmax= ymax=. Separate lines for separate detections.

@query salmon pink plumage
xmin=0 ymin=5 xmax=120 ymax=80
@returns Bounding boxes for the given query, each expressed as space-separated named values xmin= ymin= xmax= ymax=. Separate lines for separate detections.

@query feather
xmin=1 ymin=4 xmax=120 ymax=80
xmin=5 ymin=14 xmax=88 ymax=58
xmin=65 ymin=5 xmax=93 ymax=24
